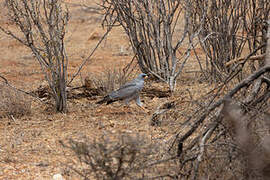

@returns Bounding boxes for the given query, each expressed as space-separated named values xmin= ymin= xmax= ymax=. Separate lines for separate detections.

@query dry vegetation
xmin=0 ymin=83 xmax=32 ymax=118
xmin=0 ymin=0 xmax=269 ymax=180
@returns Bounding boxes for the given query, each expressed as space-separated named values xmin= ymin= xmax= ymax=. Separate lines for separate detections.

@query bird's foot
xmin=138 ymin=106 xmax=150 ymax=113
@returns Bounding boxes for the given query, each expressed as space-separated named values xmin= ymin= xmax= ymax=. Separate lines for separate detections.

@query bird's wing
xmin=109 ymin=83 xmax=140 ymax=100
xmin=118 ymin=82 xmax=136 ymax=90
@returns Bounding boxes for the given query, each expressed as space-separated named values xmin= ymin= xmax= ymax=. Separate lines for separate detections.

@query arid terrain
xmin=0 ymin=1 xmax=225 ymax=179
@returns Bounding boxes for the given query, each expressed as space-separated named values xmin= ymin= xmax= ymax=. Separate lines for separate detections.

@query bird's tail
xmin=96 ymin=95 xmax=109 ymax=104
xmin=96 ymin=95 xmax=117 ymax=105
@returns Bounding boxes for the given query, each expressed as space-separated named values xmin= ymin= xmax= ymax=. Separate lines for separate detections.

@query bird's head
xmin=138 ymin=73 xmax=148 ymax=80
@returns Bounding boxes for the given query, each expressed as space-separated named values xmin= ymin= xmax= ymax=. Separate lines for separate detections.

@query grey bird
xmin=97 ymin=73 xmax=148 ymax=110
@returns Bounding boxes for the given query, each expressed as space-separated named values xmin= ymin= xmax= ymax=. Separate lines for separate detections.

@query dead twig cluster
xmin=166 ymin=21 xmax=270 ymax=179
xmin=190 ymin=0 xmax=269 ymax=82
xmin=60 ymin=132 xmax=176 ymax=179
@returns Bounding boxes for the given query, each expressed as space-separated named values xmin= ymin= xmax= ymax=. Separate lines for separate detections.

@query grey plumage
xmin=97 ymin=73 xmax=147 ymax=107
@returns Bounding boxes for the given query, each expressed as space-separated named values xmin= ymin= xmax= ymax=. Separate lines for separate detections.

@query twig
xmin=192 ymin=125 xmax=216 ymax=180
xmin=10 ymin=115 xmax=16 ymax=122
xmin=67 ymin=18 xmax=117 ymax=86
xmin=243 ymin=78 xmax=262 ymax=104
xmin=262 ymin=76 xmax=270 ymax=86
xmin=139 ymin=156 xmax=177 ymax=170
xmin=122 ymin=54 xmax=138 ymax=78
xmin=0 ymin=74 xmax=44 ymax=103
xmin=146 ymin=174 xmax=178 ymax=180
xmin=225 ymin=54 xmax=265 ymax=67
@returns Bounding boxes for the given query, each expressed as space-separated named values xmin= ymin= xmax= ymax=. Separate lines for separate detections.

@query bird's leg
xmin=137 ymin=104 xmax=149 ymax=112
xmin=135 ymin=96 xmax=149 ymax=113
xmin=123 ymin=100 xmax=132 ymax=113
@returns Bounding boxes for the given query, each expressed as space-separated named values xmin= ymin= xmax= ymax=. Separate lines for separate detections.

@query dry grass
xmin=85 ymin=67 xmax=135 ymax=95
xmin=61 ymin=132 xmax=163 ymax=179
xmin=0 ymin=83 xmax=31 ymax=118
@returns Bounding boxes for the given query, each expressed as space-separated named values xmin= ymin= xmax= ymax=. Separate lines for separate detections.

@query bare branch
xmin=0 ymin=74 xmax=43 ymax=103
xmin=226 ymin=54 xmax=266 ymax=67
xmin=68 ymin=18 xmax=116 ymax=86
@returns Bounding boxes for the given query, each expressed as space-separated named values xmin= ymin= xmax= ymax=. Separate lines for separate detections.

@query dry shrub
xmin=172 ymin=80 xmax=270 ymax=179
xmin=101 ymin=0 xmax=199 ymax=91
xmin=1 ymin=0 xmax=69 ymax=112
xmin=0 ymin=83 xmax=31 ymax=118
xmin=61 ymin=132 xmax=168 ymax=179
xmin=190 ymin=0 xmax=269 ymax=82
xmin=181 ymin=98 xmax=270 ymax=179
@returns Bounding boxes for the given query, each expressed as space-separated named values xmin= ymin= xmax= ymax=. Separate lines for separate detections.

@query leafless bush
xmin=61 ymin=133 xmax=171 ymax=179
xmin=0 ymin=83 xmax=31 ymax=118
xmin=0 ymin=0 xmax=69 ymax=112
xmin=101 ymin=0 xmax=203 ymax=90
xmin=167 ymin=21 xmax=270 ymax=179
xmin=244 ymin=0 xmax=269 ymax=57
xmin=190 ymin=0 xmax=269 ymax=81
xmin=171 ymin=85 xmax=270 ymax=179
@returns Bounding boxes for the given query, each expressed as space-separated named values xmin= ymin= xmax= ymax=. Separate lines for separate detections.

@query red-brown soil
xmin=0 ymin=1 xmax=213 ymax=179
